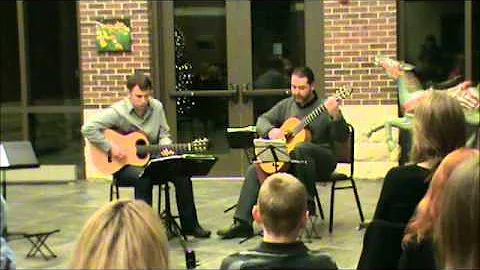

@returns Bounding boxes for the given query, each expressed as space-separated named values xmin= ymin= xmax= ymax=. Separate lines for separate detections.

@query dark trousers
xmin=113 ymin=165 xmax=200 ymax=232
xmin=234 ymin=142 xmax=336 ymax=225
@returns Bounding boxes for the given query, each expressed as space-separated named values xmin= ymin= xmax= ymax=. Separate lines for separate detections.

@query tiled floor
xmin=4 ymin=178 xmax=384 ymax=269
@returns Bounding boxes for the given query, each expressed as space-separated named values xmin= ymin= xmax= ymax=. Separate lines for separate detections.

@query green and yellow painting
xmin=96 ymin=19 xmax=132 ymax=52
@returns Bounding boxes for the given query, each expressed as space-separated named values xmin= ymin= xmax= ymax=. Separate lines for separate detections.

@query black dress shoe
xmin=217 ymin=220 xmax=253 ymax=239
xmin=185 ymin=226 xmax=211 ymax=238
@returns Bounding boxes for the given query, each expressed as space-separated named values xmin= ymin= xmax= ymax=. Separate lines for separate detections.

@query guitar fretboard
xmin=291 ymin=104 xmax=328 ymax=136
xmin=288 ymin=85 xmax=352 ymax=138
xmin=137 ymin=143 xmax=192 ymax=156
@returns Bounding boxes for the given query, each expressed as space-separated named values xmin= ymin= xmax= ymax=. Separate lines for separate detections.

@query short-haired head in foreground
xmin=70 ymin=199 xmax=169 ymax=269
xmin=253 ymin=173 xmax=308 ymax=240
xmin=436 ymin=155 xmax=479 ymax=269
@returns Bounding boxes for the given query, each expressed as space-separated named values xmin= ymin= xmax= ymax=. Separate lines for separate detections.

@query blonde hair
xmin=258 ymin=173 xmax=307 ymax=236
xmin=410 ymin=90 xmax=466 ymax=168
xmin=70 ymin=199 xmax=169 ymax=269
xmin=436 ymin=155 xmax=480 ymax=269
xmin=403 ymin=148 xmax=479 ymax=244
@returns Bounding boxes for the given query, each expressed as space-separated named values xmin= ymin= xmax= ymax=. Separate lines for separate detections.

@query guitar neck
xmin=291 ymin=104 xmax=328 ymax=136
xmin=137 ymin=143 xmax=193 ymax=155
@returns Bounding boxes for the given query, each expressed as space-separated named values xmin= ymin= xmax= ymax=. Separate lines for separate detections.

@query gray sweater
xmin=256 ymin=95 xmax=349 ymax=147
xmin=81 ymin=98 xmax=172 ymax=153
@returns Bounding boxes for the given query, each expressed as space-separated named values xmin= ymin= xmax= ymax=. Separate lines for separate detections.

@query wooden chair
xmin=313 ymin=123 xmax=365 ymax=233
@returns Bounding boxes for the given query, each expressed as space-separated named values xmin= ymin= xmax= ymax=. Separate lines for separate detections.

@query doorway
xmin=152 ymin=1 xmax=324 ymax=177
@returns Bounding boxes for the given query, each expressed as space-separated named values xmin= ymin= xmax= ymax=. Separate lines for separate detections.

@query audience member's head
xmin=70 ymin=199 xmax=169 ymax=269
xmin=252 ymin=173 xmax=308 ymax=241
xmin=436 ymin=155 xmax=479 ymax=269
xmin=410 ymin=90 xmax=466 ymax=168
xmin=403 ymin=147 xmax=480 ymax=244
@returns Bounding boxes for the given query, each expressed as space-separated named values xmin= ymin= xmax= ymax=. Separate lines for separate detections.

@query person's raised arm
xmin=324 ymin=96 xmax=349 ymax=143
xmin=256 ymin=101 xmax=286 ymax=139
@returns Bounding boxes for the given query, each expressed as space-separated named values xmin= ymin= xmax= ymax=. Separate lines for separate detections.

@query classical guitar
xmin=87 ymin=129 xmax=209 ymax=175
xmin=258 ymin=86 xmax=353 ymax=174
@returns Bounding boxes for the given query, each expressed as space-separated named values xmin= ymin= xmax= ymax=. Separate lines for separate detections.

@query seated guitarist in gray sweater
xmin=220 ymin=173 xmax=338 ymax=270
xmin=217 ymin=66 xmax=349 ymax=239
xmin=81 ymin=71 xmax=210 ymax=238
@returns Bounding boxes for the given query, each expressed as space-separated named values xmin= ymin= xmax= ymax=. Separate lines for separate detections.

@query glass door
xmin=152 ymin=1 xmax=322 ymax=177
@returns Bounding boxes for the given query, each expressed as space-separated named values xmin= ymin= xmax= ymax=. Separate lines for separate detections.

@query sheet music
xmin=0 ymin=144 xmax=10 ymax=168
xmin=253 ymin=138 xmax=290 ymax=163
xmin=226 ymin=126 xmax=256 ymax=133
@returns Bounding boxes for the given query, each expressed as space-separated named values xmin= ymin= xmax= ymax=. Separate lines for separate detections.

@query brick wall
xmin=324 ymin=0 xmax=397 ymax=105
xmin=78 ymin=1 xmax=151 ymax=109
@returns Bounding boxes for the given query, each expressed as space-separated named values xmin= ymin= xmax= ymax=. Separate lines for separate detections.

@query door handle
xmin=240 ymin=83 xmax=251 ymax=102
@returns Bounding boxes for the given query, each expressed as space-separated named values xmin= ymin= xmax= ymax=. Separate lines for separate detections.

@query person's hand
xmin=268 ymin=128 xmax=286 ymax=140
xmin=324 ymin=96 xmax=341 ymax=120
xmin=110 ymin=144 xmax=126 ymax=162
xmin=160 ymin=148 xmax=175 ymax=157
xmin=457 ymin=86 xmax=479 ymax=110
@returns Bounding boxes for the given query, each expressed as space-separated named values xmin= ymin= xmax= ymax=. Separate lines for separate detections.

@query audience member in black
xmin=357 ymin=91 xmax=467 ymax=269
xmin=398 ymin=147 xmax=479 ymax=269
xmin=220 ymin=173 xmax=338 ymax=270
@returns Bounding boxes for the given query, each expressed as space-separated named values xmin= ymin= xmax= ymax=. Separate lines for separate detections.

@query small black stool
xmin=7 ymin=229 xmax=60 ymax=260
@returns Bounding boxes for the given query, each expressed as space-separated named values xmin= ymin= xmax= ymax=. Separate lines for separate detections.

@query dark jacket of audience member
xmin=220 ymin=173 xmax=337 ymax=270
xmin=398 ymin=147 xmax=479 ymax=269
xmin=357 ymin=91 xmax=467 ymax=270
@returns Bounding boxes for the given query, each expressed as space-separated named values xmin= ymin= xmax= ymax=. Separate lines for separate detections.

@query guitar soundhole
xmin=136 ymin=140 xmax=148 ymax=159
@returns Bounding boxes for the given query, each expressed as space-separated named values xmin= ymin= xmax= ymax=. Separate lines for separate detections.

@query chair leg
xmin=313 ymin=185 xmax=325 ymax=220
xmin=329 ymin=180 xmax=336 ymax=233
xmin=350 ymin=179 xmax=365 ymax=222
xmin=158 ymin=184 xmax=163 ymax=213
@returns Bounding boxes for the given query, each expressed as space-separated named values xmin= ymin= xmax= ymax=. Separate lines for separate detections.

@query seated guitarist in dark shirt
xmin=220 ymin=173 xmax=338 ymax=269
xmin=81 ymin=71 xmax=210 ymax=238
xmin=217 ymin=66 xmax=349 ymax=239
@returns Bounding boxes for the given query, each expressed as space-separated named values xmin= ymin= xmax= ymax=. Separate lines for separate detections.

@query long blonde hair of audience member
xmin=403 ymin=147 xmax=479 ymax=244
xmin=70 ymin=199 xmax=169 ymax=269
xmin=436 ymin=156 xmax=479 ymax=269
xmin=410 ymin=90 xmax=466 ymax=171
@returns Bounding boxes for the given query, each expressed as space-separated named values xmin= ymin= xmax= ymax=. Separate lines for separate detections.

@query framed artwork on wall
xmin=95 ymin=18 xmax=132 ymax=52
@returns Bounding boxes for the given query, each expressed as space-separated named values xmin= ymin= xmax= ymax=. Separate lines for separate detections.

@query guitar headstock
xmin=191 ymin=138 xmax=209 ymax=152
xmin=335 ymin=85 xmax=353 ymax=100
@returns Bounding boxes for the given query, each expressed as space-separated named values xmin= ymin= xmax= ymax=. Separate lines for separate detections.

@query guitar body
xmin=88 ymin=129 xmax=209 ymax=175
xmin=258 ymin=117 xmax=312 ymax=174
xmin=88 ymin=129 xmax=150 ymax=175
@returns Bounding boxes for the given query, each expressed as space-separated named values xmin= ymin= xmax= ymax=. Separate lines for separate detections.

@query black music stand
xmin=141 ymin=154 xmax=217 ymax=240
xmin=226 ymin=126 xmax=257 ymax=163
xmin=223 ymin=127 xmax=257 ymax=213
xmin=0 ymin=141 xmax=60 ymax=260
xmin=253 ymin=138 xmax=291 ymax=173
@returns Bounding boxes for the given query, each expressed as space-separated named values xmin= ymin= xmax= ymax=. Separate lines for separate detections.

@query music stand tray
xmin=226 ymin=126 xmax=256 ymax=149
xmin=140 ymin=154 xmax=217 ymax=240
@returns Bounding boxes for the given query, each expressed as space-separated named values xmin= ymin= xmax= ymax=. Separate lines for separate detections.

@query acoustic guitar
xmin=87 ymin=129 xmax=209 ymax=175
xmin=258 ymin=86 xmax=353 ymax=174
